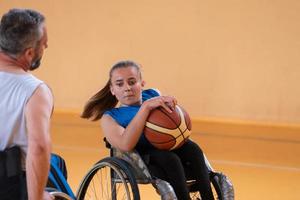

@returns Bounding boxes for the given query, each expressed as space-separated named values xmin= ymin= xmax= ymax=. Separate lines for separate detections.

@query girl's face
xmin=110 ymin=66 xmax=145 ymax=106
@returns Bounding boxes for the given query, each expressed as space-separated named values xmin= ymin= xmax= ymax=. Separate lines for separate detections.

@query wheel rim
xmin=78 ymin=162 xmax=134 ymax=200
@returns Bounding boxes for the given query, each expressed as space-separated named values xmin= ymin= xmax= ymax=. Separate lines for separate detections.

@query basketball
xmin=144 ymin=105 xmax=192 ymax=150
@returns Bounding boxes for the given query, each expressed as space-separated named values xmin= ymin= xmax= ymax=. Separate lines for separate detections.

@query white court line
xmin=212 ymin=159 xmax=300 ymax=172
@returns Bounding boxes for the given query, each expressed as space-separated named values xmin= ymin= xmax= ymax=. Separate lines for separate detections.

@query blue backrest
xmin=48 ymin=154 xmax=75 ymax=199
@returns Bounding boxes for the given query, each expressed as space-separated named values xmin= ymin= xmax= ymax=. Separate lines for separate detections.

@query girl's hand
xmin=143 ymin=95 xmax=177 ymax=113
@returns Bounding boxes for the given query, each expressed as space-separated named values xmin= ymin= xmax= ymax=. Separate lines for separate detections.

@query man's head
xmin=0 ymin=8 xmax=48 ymax=71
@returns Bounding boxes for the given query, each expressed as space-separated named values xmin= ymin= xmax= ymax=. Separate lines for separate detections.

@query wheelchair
xmin=47 ymin=188 xmax=74 ymax=200
xmin=75 ymin=138 xmax=234 ymax=200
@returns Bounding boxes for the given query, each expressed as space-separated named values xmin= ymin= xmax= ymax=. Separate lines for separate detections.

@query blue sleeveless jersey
xmin=104 ymin=89 xmax=159 ymax=152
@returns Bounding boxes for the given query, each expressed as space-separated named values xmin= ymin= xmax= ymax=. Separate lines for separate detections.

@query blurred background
xmin=1 ymin=0 xmax=299 ymax=199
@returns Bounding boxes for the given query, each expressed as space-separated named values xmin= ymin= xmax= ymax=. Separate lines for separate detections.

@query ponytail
xmin=81 ymin=80 xmax=118 ymax=121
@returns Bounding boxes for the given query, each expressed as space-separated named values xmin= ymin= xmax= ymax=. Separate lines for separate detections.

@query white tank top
xmin=0 ymin=71 xmax=43 ymax=169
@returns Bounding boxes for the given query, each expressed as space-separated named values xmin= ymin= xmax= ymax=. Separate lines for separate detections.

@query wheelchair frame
xmin=73 ymin=139 xmax=234 ymax=200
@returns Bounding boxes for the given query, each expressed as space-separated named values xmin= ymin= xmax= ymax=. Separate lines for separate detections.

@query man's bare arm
xmin=25 ymin=84 xmax=53 ymax=200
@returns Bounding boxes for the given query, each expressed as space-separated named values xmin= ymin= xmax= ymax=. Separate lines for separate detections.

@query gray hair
xmin=0 ymin=8 xmax=45 ymax=55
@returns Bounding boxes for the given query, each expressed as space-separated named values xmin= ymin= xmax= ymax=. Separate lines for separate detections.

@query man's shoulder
xmin=32 ymin=83 xmax=53 ymax=101
xmin=26 ymin=83 xmax=53 ymax=115
xmin=6 ymin=73 xmax=44 ymax=88
xmin=26 ymin=73 xmax=43 ymax=84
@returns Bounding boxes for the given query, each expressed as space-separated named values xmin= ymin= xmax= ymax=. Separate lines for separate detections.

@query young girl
xmin=81 ymin=60 xmax=214 ymax=200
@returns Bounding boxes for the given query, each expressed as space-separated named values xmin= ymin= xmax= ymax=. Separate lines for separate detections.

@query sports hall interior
xmin=1 ymin=1 xmax=299 ymax=199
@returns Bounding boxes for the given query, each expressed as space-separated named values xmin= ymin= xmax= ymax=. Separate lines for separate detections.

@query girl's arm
xmin=101 ymin=95 xmax=177 ymax=152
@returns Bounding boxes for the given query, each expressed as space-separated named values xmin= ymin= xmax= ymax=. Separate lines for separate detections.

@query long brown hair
xmin=81 ymin=60 xmax=141 ymax=121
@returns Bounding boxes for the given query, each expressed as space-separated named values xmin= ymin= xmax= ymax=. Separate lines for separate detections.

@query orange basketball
xmin=144 ymin=105 xmax=192 ymax=150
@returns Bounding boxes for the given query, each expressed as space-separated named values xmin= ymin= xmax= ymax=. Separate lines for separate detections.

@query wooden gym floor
xmin=51 ymin=113 xmax=300 ymax=200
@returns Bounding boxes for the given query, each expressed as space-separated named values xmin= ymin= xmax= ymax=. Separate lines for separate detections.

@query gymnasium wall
xmin=1 ymin=0 xmax=300 ymax=126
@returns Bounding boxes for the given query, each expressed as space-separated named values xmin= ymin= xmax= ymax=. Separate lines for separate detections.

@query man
xmin=0 ymin=9 xmax=53 ymax=200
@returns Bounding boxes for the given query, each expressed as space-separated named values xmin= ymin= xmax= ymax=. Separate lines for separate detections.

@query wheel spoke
xmin=76 ymin=158 xmax=140 ymax=200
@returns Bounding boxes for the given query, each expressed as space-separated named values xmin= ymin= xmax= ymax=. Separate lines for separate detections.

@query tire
xmin=76 ymin=157 xmax=140 ymax=200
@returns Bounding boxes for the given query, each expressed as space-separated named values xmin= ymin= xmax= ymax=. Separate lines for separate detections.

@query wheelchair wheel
xmin=76 ymin=157 xmax=140 ymax=200
xmin=189 ymin=172 xmax=234 ymax=200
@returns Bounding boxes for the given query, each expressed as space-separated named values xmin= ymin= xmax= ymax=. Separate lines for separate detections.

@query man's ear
xmin=23 ymin=47 xmax=35 ymax=62
xmin=17 ymin=48 xmax=34 ymax=69
xmin=141 ymin=80 xmax=146 ymax=87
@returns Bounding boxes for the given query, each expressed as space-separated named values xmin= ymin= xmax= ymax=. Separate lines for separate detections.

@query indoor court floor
xmin=51 ymin=113 xmax=300 ymax=200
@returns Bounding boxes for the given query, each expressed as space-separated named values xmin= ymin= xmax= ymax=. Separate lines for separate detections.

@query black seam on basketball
xmin=178 ymin=118 xmax=190 ymax=134
xmin=160 ymin=106 xmax=189 ymax=134
xmin=144 ymin=128 xmax=176 ymax=139
xmin=145 ymin=124 xmax=177 ymax=132
xmin=181 ymin=127 xmax=188 ymax=139
xmin=146 ymin=108 xmax=177 ymax=128
xmin=145 ymin=128 xmax=188 ymax=144
xmin=158 ymin=107 xmax=181 ymax=129
xmin=146 ymin=122 xmax=189 ymax=137
xmin=186 ymin=118 xmax=191 ymax=129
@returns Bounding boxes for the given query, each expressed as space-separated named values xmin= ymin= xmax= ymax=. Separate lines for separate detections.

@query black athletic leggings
xmin=142 ymin=140 xmax=214 ymax=200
